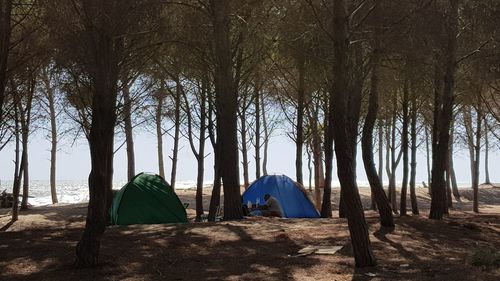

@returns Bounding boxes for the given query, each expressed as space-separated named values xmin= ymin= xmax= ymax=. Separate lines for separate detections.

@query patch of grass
xmin=470 ymin=247 xmax=500 ymax=267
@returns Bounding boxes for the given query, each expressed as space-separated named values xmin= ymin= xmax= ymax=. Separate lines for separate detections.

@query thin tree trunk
xmin=400 ymin=76 xmax=410 ymax=216
xmin=378 ymin=120 xmax=384 ymax=186
xmin=254 ymin=75 xmax=261 ymax=179
xmin=295 ymin=55 xmax=305 ymax=185
xmin=429 ymin=0 xmax=458 ymax=220
xmin=239 ymin=98 xmax=250 ymax=188
xmin=484 ymin=118 xmax=490 ymax=184
xmin=123 ymin=79 xmax=135 ymax=181
xmin=473 ymin=102 xmax=482 ymax=213
xmin=361 ymin=4 xmax=394 ymax=226
xmin=207 ymin=89 xmax=220 ymax=222
xmin=449 ymin=118 xmax=460 ymax=201
xmin=156 ymin=93 xmax=165 ymax=179
xmin=262 ymin=97 xmax=269 ymax=176
xmin=46 ymin=76 xmax=59 ymax=204
xmin=170 ymin=80 xmax=181 ymax=189
xmin=409 ymin=81 xmax=419 ymax=214
xmin=196 ymin=85 xmax=207 ymax=221
xmin=20 ymin=83 xmax=34 ymax=211
xmin=389 ymin=92 xmax=398 ymax=213
xmin=11 ymin=105 xmax=21 ymax=221
xmin=20 ymin=131 xmax=29 ymax=210
xmin=312 ymin=113 xmax=324 ymax=210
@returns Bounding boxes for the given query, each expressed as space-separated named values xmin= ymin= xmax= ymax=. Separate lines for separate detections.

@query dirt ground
xmin=1 ymin=185 xmax=499 ymax=280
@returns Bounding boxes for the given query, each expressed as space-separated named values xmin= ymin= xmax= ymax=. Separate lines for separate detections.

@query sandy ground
xmin=0 ymin=185 xmax=499 ymax=280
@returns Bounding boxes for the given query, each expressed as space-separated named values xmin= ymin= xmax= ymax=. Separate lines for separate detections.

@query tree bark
xmin=20 ymin=81 xmax=34 ymax=211
xmin=361 ymin=5 xmax=394 ymax=226
xmin=472 ymin=102 xmax=482 ymax=213
xmin=254 ymin=75 xmax=261 ymax=179
xmin=311 ymin=112 xmax=324 ymax=210
xmin=75 ymin=3 xmax=121 ymax=265
xmin=170 ymin=80 xmax=181 ymax=190
xmin=409 ymin=81 xmax=419 ymax=215
xmin=329 ymin=0 xmax=375 ymax=267
xmin=448 ymin=118 xmax=460 ymax=201
xmin=425 ymin=125 xmax=431 ymax=194
xmin=156 ymin=92 xmax=165 ymax=178
xmin=262 ymin=93 xmax=269 ymax=176
xmin=207 ymin=90 xmax=220 ymax=222
xmin=196 ymin=82 xmax=207 ymax=221
xmin=484 ymin=118 xmax=490 ymax=184
xmin=400 ymin=76 xmax=410 ymax=216
xmin=123 ymin=79 xmax=135 ymax=181
xmin=388 ymin=92 xmax=398 ymax=213
xmin=295 ymin=55 xmax=306 ymax=185
xmin=239 ymin=94 xmax=250 ymax=188
xmin=210 ymin=0 xmax=243 ymax=220
xmin=11 ymin=105 xmax=21 ymax=221
xmin=429 ymin=0 xmax=458 ymax=220
xmin=44 ymin=74 xmax=59 ymax=204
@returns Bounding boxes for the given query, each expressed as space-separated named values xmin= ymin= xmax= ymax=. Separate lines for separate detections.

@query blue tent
xmin=242 ymin=175 xmax=320 ymax=218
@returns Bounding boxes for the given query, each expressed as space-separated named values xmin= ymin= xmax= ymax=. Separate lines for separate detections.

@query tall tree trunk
xmin=45 ymin=76 xmax=59 ymax=204
xmin=0 ymin=0 xmax=13 ymax=125
xmin=361 ymin=4 xmax=394 ymax=226
xmin=239 ymin=98 xmax=250 ymax=188
xmin=170 ymin=80 xmax=181 ymax=189
xmin=295 ymin=55 xmax=305 ymax=185
xmin=400 ymin=76 xmax=410 ymax=216
xmin=195 ymin=82 xmax=207 ymax=221
xmin=75 ymin=10 xmax=120 ymax=265
xmin=409 ymin=81 xmax=419 ymax=215
xmin=312 ymin=113 xmax=324 ymax=210
xmin=389 ymin=93 xmax=398 ymax=213
xmin=208 ymin=157 xmax=221 ymax=221
xmin=449 ymin=118 xmax=460 ymax=201
xmin=262 ymin=97 xmax=269 ymax=176
xmin=123 ymin=79 xmax=135 ymax=181
xmin=20 ymin=83 xmax=34 ymax=211
xmin=484 ymin=118 xmax=490 ymax=184
xmin=11 ymin=105 xmax=21 ymax=221
xmin=210 ymin=0 xmax=243 ymax=220
xmin=156 ymin=93 xmax=165 ymax=178
xmin=328 ymin=0 xmax=375 ymax=267
xmin=254 ymin=75 xmax=261 ymax=179
xmin=429 ymin=0 xmax=458 ymax=220
xmin=378 ymin=119 xmax=384 ymax=186
xmin=472 ymin=102 xmax=482 ymax=213
xmin=20 ymin=129 xmax=29 ymax=210
xmin=207 ymin=90 xmax=220 ymax=222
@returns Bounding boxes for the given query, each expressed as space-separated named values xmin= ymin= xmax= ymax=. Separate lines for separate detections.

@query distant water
xmin=0 ymin=179 xmax=208 ymax=207
xmin=0 ymin=179 xmax=473 ymax=207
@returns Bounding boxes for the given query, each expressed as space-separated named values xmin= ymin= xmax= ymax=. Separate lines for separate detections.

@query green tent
xmin=110 ymin=173 xmax=188 ymax=225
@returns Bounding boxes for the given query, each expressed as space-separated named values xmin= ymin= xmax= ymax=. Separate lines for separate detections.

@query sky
xmin=0 ymin=127 xmax=499 ymax=186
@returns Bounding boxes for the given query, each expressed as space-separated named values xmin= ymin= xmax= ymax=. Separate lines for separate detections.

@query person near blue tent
xmin=250 ymin=194 xmax=284 ymax=217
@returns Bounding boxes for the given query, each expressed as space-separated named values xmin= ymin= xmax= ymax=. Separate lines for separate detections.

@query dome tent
xmin=110 ymin=173 xmax=188 ymax=225
xmin=242 ymin=175 xmax=320 ymax=218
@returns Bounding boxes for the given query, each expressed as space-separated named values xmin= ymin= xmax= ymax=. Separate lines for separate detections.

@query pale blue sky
xmin=0 ymin=128 xmax=498 ymax=186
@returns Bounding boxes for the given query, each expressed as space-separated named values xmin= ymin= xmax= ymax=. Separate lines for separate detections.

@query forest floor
xmin=0 ymin=185 xmax=499 ymax=280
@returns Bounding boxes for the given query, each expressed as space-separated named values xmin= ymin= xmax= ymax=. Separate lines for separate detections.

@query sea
xmin=0 ymin=179 xmax=474 ymax=207
xmin=0 ymin=179 xmax=208 ymax=207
